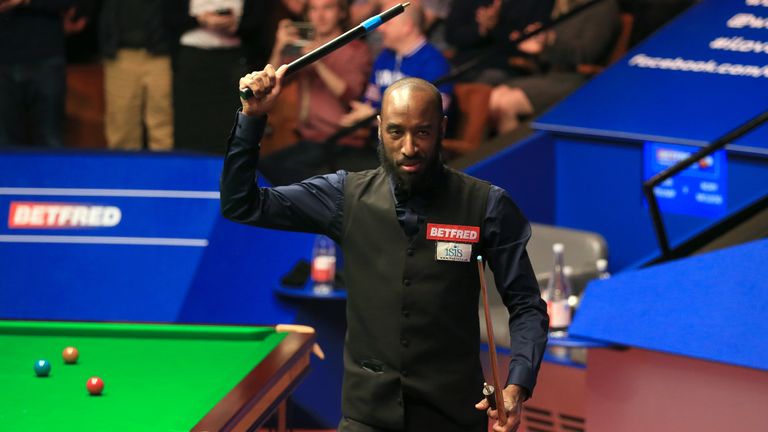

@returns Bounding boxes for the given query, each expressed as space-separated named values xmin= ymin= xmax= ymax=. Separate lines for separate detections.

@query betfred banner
xmin=8 ymin=202 xmax=122 ymax=229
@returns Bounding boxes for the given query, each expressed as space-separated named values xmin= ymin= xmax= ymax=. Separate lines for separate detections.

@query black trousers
xmin=337 ymin=397 xmax=487 ymax=432
xmin=0 ymin=58 xmax=65 ymax=147
xmin=173 ymin=45 xmax=245 ymax=154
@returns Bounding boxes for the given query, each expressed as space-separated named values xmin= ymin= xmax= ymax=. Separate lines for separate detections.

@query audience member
xmin=170 ymin=0 xmax=261 ymax=154
xmin=340 ymin=0 xmax=452 ymax=128
xmin=271 ymin=0 xmax=371 ymax=147
xmin=444 ymin=0 xmax=554 ymax=85
xmin=259 ymin=0 xmax=372 ymax=185
xmin=488 ymin=0 xmax=620 ymax=134
xmin=99 ymin=0 xmax=177 ymax=151
xmin=0 ymin=0 xmax=77 ymax=147
xmin=249 ymin=0 xmax=305 ymax=69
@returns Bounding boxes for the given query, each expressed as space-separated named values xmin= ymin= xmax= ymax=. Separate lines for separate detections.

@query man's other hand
xmin=475 ymin=384 xmax=526 ymax=432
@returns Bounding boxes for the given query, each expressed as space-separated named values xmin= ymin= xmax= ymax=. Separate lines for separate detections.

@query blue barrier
xmin=0 ymin=149 xmax=311 ymax=324
xmin=571 ymin=239 xmax=768 ymax=371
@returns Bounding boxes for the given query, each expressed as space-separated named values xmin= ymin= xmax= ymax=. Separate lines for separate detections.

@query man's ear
xmin=377 ymin=115 xmax=382 ymax=142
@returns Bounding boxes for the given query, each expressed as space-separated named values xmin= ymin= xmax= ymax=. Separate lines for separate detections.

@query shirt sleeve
xmin=482 ymin=185 xmax=549 ymax=398
xmin=220 ymin=111 xmax=345 ymax=242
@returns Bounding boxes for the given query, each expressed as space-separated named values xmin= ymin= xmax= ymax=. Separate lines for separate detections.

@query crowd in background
xmin=0 ymin=0 xmax=695 ymax=179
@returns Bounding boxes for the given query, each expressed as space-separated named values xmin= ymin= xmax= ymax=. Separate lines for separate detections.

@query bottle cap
xmin=553 ymin=243 xmax=564 ymax=253
xmin=596 ymin=258 xmax=607 ymax=271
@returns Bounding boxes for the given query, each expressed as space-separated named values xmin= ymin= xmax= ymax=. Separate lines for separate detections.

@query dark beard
xmin=378 ymin=138 xmax=443 ymax=199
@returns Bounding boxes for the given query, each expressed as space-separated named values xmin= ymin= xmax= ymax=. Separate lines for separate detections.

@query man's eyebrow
xmin=385 ymin=123 xmax=433 ymax=129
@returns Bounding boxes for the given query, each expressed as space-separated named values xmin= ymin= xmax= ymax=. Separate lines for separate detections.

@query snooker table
xmin=1 ymin=320 xmax=315 ymax=431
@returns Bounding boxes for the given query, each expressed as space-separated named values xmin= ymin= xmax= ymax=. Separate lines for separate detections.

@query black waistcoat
xmin=341 ymin=167 xmax=491 ymax=430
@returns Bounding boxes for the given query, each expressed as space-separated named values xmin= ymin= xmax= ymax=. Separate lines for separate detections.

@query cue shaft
xmin=477 ymin=255 xmax=507 ymax=426
xmin=240 ymin=2 xmax=410 ymax=100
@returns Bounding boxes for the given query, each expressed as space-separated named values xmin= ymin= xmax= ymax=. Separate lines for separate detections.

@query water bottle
xmin=311 ymin=235 xmax=336 ymax=295
xmin=545 ymin=243 xmax=572 ymax=336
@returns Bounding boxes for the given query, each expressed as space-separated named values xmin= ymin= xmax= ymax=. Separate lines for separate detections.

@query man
xmin=340 ymin=0 xmax=451 ymax=127
xmin=99 ymin=0 xmax=177 ymax=151
xmin=171 ymin=0 xmax=263 ymax=154
xmin=488 ymin=0 xmax=620 ymax=134
xmin=221 ymin=64 xmax=548 ymax=432
xmin=445 ymin=0 xmax=554 ymax=85
xmin=0 ymin=0 xmax=76 ymax=147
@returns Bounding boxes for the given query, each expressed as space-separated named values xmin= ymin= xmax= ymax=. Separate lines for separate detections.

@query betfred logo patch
xmin=426 ymin=223 xmax=480 ymax=243
xmin=8 ymin=202 xmax=122 ymax=229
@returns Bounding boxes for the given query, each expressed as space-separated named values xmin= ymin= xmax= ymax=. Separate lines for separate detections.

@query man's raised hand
xmin=239 ymin=64 xmax=288 ymax=116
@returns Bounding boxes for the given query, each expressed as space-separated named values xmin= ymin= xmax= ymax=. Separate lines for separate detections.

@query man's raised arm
xmin=220 ymin=65 xmax=344 ymax=240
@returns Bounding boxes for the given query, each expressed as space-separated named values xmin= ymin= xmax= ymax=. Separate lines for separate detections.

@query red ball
xmin=62 ymin=346 xmax=79 ymax=364
xmin=86 ymin=377 xmax=104 ymax=395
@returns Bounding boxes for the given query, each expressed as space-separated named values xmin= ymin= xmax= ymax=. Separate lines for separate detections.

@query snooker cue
xmin=477 ymin=255 xmax=507 ymax=426
xmin=240 ymin=2 xmax=411 ymax=100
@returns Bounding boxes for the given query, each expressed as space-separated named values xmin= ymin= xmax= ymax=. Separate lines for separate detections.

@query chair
xmin=480 ymin=223 xmax=608 ymax=348
xmin=260 ymin=80 xmax=301 ymax=157
xmin=443 ymin=82 xmax=493 ymax=155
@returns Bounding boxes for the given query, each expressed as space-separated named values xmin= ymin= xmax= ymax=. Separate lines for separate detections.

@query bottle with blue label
xmin=311 ymin=235 xmax=336 ymax=295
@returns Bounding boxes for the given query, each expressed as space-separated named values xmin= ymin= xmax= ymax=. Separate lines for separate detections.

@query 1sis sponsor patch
xmin=427 ymin=223 xmax=479 ymax=262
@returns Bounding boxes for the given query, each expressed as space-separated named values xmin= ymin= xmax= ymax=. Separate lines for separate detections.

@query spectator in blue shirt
xmin=340 ymin=0 xmax=452 ymax=127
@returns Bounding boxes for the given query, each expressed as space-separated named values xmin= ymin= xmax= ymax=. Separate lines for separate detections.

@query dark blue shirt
xmin=221 ymin=113 xmax=548 ymax=396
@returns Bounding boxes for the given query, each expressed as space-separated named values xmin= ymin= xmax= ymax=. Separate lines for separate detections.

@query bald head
xmin=381 ymin=78 xmax=443 ymax=118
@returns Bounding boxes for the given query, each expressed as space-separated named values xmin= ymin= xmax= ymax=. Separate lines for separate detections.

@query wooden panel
xmin=65 ymin=63 xmax=107 ymax=148
xmin=588 ymin=348 xmax=768 ymax=432
xmin=193 ymin=332 xmax=315 ymax=432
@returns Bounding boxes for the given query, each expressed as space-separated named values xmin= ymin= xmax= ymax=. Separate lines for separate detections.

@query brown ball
xmin=62 ymin=346 xmax=79 ymax=364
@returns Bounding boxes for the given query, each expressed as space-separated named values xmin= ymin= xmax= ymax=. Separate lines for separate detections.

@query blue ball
xmin=34 ymin=359 xmax=51 ymax=377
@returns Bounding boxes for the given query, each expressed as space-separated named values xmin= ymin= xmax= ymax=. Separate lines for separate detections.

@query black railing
xmin=643 ymin=110 xmax=768 ymax=261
